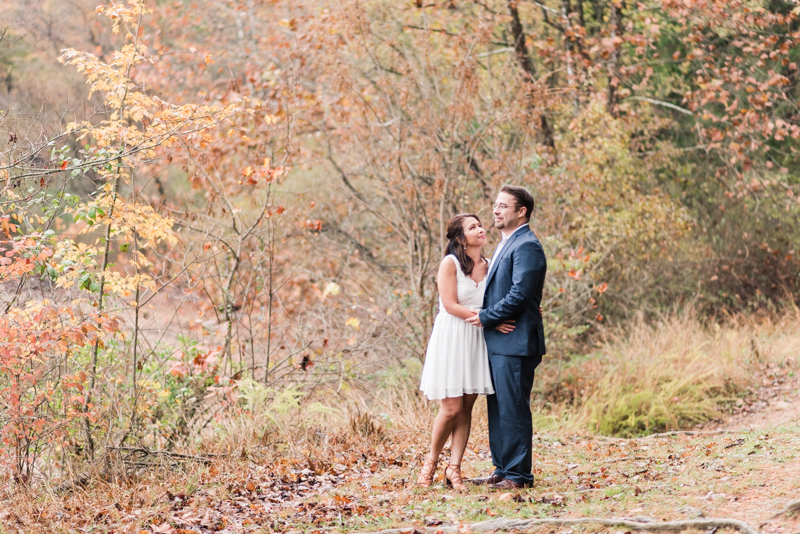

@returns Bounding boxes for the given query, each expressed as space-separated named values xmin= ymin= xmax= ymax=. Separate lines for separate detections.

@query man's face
xmin=493 ymin=192 xmax=523 ymax=231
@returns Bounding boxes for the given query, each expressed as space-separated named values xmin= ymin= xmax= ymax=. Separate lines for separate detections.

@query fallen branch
xmin=640 ymin=430 xmax=737 ymax=439
xmin=51 ymin=474 xmax=91 ymax=495
xmin=770 ymin=499 xmax=800 ymax=519
xmin=596 ymin=429 xmax=739 ymax=441
xmin=107 ymin=446 xmax=221 ymax=465
xmin=362 ymin=517 xmax=760 ymax=534
xmin=50 ymin=448 xmax=222 ymax=494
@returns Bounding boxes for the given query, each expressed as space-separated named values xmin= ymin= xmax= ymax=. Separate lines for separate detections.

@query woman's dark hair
xmin=444 ymin=214 xmax=485 ymax=276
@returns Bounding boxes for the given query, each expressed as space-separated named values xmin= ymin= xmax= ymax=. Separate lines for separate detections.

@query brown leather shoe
xmin=468 ymin=473 xmax=504 ymax=486
xmin=488 ymin=478 xmax=532 ymax=490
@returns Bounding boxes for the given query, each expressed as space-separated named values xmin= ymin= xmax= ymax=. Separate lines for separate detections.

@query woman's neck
xmin=465 ymin=246 xmax=482 ymax=263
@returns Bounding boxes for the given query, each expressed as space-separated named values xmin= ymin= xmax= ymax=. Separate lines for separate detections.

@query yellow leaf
xmin=322 ymin=282 xmax=340 ymax=299
xmin=345 ymin=317 xmax=360 ymax=330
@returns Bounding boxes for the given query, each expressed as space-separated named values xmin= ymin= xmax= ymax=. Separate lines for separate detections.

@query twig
xmin=528 ymin=0 xmax=561 ymax=16
xmin=401 ymin=24 xmax=459 ymax=37
xmin=603 ymin=455 xmax=647 ymax=463
xmin=361 ymin=517 xmax=761 ymax=534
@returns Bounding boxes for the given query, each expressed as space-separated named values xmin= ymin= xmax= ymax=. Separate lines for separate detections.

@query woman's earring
xmin=463 ymin=243 xmax=467 ymax=249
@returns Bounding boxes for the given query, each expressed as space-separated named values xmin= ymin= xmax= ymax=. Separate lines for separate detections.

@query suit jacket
xmin=479 ymin=225 xmax=547 ymax=358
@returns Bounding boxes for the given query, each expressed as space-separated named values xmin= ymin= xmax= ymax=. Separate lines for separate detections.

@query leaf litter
xmin=4 ymin=421 xmax=800 ymax=534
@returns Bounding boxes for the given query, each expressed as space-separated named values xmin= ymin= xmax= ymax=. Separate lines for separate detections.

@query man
xmin=465 ymin=185 xmax=547 ymax=489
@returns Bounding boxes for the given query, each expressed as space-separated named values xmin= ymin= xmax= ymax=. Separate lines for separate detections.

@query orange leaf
xmin=60 ymin=161 xmax=68 ymax=169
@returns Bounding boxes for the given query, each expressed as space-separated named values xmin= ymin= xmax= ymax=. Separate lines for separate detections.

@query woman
xmin=418 ymin=214 xmax=515 ymax=490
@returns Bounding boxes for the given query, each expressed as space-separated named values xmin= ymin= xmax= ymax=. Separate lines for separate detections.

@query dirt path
xmin=720 ymin=394 xmax=800 ymax=431
xmin=705 ymin=367 xmax=800 ymax=431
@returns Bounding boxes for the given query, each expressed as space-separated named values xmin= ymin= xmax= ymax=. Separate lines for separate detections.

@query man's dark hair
xmin=500 ymin=185 xmax=534 ymax=221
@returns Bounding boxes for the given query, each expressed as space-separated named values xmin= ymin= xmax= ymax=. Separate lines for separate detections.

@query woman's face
xmin=462 ymin=217 xmax=487 ymax=247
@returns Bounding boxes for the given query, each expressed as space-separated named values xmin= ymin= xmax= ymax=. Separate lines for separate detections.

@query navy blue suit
xmin=478 ymin=224 xmax=546 ymax=485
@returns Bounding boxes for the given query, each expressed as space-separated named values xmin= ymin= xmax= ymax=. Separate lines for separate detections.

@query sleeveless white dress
xmin=419 ymin=255 xmax=495 ymax=400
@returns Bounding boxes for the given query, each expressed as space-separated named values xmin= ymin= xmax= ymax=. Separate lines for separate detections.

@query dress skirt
xmin=419 ymin=310 xmax=495 ymax=400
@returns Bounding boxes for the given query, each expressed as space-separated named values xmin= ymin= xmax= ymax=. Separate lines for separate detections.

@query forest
xmin=0 ymin=0 xmax=799 ymax=532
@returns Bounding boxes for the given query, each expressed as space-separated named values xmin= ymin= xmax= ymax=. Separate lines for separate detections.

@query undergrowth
xmin=533 ymin=307 xmax=800 ymax=436
xmin=200 ymin=306 xmax=800 ymax=456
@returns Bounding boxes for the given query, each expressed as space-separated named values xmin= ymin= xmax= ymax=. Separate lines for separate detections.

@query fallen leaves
xmin=6 ymin=419 xmax=800 ymax=534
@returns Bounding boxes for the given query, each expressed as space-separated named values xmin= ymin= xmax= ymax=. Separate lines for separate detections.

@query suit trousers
xmin=486 ymin=354 xmax=538 ymax=485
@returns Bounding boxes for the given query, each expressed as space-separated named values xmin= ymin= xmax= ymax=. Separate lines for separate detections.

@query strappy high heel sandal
xmin=417 ymin=454 xmax=440 ymax=487
xmin=444 ymin=463 xmax=467 ymax=491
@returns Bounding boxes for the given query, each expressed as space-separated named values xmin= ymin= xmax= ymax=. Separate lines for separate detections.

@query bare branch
xmin=625 ymin=96 xmax=694 ymax=115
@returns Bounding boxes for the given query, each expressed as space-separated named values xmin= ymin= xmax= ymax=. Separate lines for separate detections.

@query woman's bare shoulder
xmin=439 ymin=255 xmax=458 ymax=272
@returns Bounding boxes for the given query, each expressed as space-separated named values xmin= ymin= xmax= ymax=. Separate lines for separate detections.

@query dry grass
xmin=534 ymin=306 xmax=800 ymax=436
xmin=202 ymin=307 xmax=800 ymax=458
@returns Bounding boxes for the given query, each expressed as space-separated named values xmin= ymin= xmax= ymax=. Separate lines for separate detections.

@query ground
xmin=3 ymin=380 xmax=800 ymax=534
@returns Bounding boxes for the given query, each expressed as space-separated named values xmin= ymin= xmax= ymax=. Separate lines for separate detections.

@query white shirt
xmin=489 ymin=223 xmax=528 ymax=268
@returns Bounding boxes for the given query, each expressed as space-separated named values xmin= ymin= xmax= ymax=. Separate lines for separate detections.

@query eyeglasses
xmin=492 ymin=203 xmax=519 ymax=211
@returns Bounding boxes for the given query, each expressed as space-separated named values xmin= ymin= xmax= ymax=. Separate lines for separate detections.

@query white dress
xmin=419 ymin=255 xmax=495 ymax=400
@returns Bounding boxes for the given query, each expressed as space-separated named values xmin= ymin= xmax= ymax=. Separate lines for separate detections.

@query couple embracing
xmin=418 ymin=185 xmax=547 ymax=491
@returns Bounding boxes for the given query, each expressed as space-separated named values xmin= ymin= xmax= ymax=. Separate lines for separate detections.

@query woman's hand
xmin=495 ymin=320 xmax=515 ymax=334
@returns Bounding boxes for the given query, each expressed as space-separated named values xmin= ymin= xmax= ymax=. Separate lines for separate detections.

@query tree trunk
xmin=575 ymin=0 xmax=585 ymax=29
xmin=507 ymin=0 xmax=556 ymax=150
xmin=606 ymin=0 xmax=624 ymax=116
xmin=561 ymin=0 xmax=580 ymax=114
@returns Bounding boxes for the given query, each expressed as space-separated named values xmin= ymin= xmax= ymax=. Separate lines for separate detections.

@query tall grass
xmin=198 ymin=307 xmax=800 ymax=458
xmin=535 ymin=306 xmax=800 ymax=436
